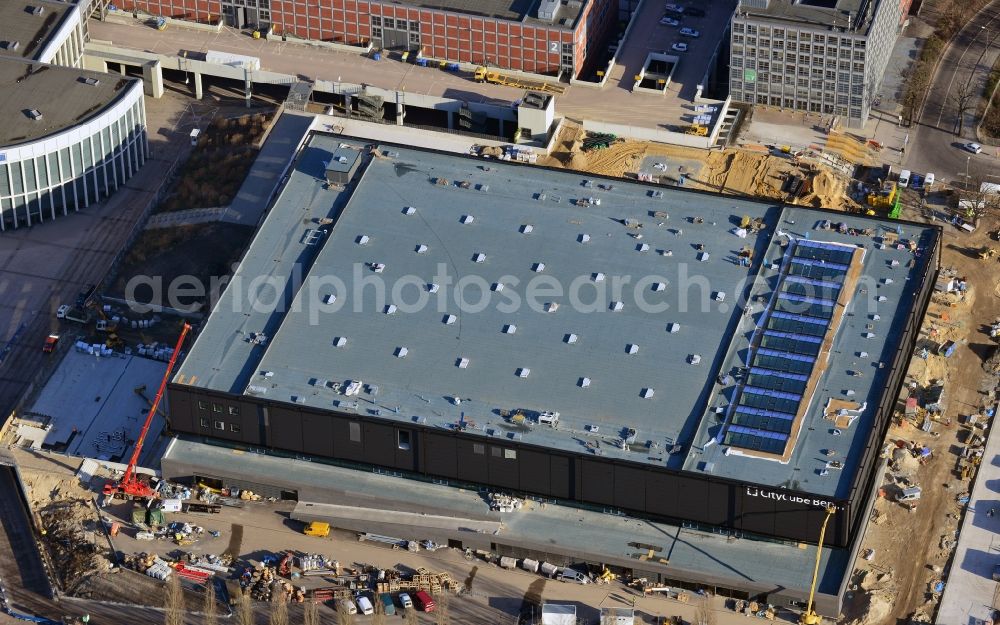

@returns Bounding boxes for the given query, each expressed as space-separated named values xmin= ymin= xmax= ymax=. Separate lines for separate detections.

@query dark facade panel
xmin=612 ymin=465 xmax=646 ymax=511
xmin=549 ymin=454 xmax=570 ymax=499
xmin=268 ymin=405 xmax=303 ymax=452
xmin=455 ymin=438 xmax=489 ymax=484
xmin=517 ymin=448 xmax=551 ymax=496
xmin=301 ymin=412 xmax=334 ymax=458
xmin=580 ymin=459 xmax=614 ymax=506
xmin=487 ymin=444 xmax=520 ymax=490
xmin=421 ymin=432 xmax=457 ymax=477
xmin=331 ymin=415 xmax=366 ymax=462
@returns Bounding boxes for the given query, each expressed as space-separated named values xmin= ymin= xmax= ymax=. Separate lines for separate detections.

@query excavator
xmin=102 ymin=323 xmax=192 ymax=501
xmin=799 ymin=505 xmax=837 ymax=625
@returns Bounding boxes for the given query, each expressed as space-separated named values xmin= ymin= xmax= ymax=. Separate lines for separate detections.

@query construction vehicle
xmin=978 ymin=246 xmax=997 ymax=260
xmin=473 ymin=66 xmax=565 ymax=95
xmin=685 ymin=124 xmax=708 ymax=136
xmin=799 ymin=505 xmax=836 ymax=625
xmin=595 ymin=566 xmax=616 ymax=584
xmin=581 ymin=132 xmax=623 ymax=152
xmin=103 ymin=323 xmax=192 ymax=501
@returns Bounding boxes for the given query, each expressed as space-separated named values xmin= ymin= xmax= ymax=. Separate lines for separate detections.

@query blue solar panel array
xmin=724 ymin=239 xmax=856 ymax=455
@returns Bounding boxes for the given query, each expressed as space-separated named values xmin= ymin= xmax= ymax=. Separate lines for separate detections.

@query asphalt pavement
xmin=904 ymin=0 xmax=1000 ymax=187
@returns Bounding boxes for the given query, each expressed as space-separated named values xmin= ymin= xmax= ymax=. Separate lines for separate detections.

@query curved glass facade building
xmin=0 ymin=59 xmax=148 ymax=230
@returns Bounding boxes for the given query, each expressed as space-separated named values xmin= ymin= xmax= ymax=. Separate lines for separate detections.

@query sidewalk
xmin=935 ymin=403 xmax=1000 ymax=624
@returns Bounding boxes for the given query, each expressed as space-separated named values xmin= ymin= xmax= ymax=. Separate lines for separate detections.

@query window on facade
xmin=409 ymin=32 xmax=420 ymax=44
xmin=756 ymin=94 xmax=767 ymax=104
xmin=230 ymin=423 xmax=241 ymax=433
xmin=200 ymin=417 xmax=209 ymax=428
xmin=212 ymin=403 xmax=222 ymax=413
xmin=814 ymin=34 xmax=824 ymax=43
xmin=383 ymin=17 xmax=394 ymax=28
xmin=409 ymin=21 xmax=419 ymax=30
xmin=491 ymin=446 xmax=502 ymax=458
xmin=397 ymin=430 xmax=411 ymax=451
xmin=473 ymin=443 xmax=485 ymax=455
xmin=214 ymin=420 xmax=225 ymax=430
xmin=198 ymin=401 xmax=208 ymax=410
xmin=229 ymin=406 xmax=240 ymax=416
xmin=349 ymin=422 xmax=361 ymax=442
xmin=760 ymin=38 xmax=770 ymax=47
xmin=371 ymin=16 xmax=381 ymax=26
xmin=372 ymin=27 xmax=382 ymax=38
xmin=504 ymin=449 xmax=517 ymax=460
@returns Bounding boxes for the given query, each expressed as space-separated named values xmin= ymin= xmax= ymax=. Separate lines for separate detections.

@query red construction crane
xmin=103 ymin=322 xmax=192 ymax=500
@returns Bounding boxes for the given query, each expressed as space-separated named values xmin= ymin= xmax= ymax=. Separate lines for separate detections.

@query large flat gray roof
xmin=0 ymin=0 xmax=71 ymax=61
xmin=176 ymin=134 xmax=936 ymax=494
xmin=0 ymin=58 xmax=135 ymax=147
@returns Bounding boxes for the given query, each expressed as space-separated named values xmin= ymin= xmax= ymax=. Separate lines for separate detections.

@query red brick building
xmin=121 ymin=0 xmax=617 ymax=78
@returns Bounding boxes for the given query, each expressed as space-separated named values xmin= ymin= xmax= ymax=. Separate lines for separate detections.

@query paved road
xmin=905 ymin=0 xmax=1000 ymax=187
xmin=87 ymin=16 xmax=718 ymax=132
xmin=0 ymin=92 xmax=203 ymax=427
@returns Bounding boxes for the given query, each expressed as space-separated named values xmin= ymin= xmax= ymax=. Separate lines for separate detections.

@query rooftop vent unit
xmin=637 ymin=243 xmax=650 ymax=252
xmin=415 ymin=244 xmax=428 ymax=253
xmin=532 ymin=262 xmax=545 ymax=272
xmin=384 ymin=304 xmax=397 ymax=315
xmin=579 ymin=377 xmax=591 ymax=388
xmin=537 ymin=0 xmax=559 ymax=21
xmin=356 ymin=234 xmax=370 ymax=245
xmin=444 ymin=314 xmax=457 ymax=325
xmin=1 ymin=41 xmax=20 ymax=51
xmin=592 ymin=272 xmax=605 ymax=282
xmin=323 ymin=294 xmax=338 ymax=305
xmin=516 ymin=367 xmax=531 ymax=378
xmin=667 ymin=323 xmax=680 ymax=333
xmin=82 ymin=77 xmax=101 ymax=86
xmin=520 ymin=224 xmax=534 ymax=234
xmin=427 ymin=283 xmax=440 ymax=293
xmin=333 ymin=336 xmax=347 ymax=347
xmin=460 ymin=214 xmax=474 ymax=224
xmin=578 ymin=234 xmax=591 ymax=243
xmin=640 ymin=388 xmax=655 ymax=399
xmin=565 ymin=333 xmax=578 ymax=344
xmin=403 ymin=206 xmax=416 ymax=215
xmin=26 ymin=109 xmax=42 ymax=120
xmin=395 ymin=346 xmax=408 ymax=358
xmin=626 ymin=344 xmax=639 ymax=354
xmin=492 ymin=282 xmax=504 ymax=292
xmin=652 ymin=282 xmax=667 ymax=292
xmin=472 ymin=252 xmax=486 ymax=263
xmin=740 ymin=0 xmax=769 ymax=7
xmin=503 ymin=324 xmax=517 ymax=335
xmin=610 ymin=301 xmax=624 ymax=312
xmin=457 ymin=357 xmax=470 ymax=368
xmin=30 ymin=6 xmax=44 ymax=15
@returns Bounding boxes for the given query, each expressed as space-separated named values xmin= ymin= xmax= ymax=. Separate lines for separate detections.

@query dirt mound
xmin=846 ymin=592 xmax=893 ymax=625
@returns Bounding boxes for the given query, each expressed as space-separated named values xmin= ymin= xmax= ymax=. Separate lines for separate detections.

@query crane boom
xmin=104 ymin=323 xmax=191 ymax=499
xmin=799 ymin=505 xmax=837 ymax=625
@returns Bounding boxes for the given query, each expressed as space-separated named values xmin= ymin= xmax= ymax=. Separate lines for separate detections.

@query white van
xmin=356 ymin=596 xmax=374 ymax=616
xmin=537 ymin=411 xmax=560 ymax=426
xmin=898 ymin=169 xmax=911 ymax=186
xmin=924 ymin=172 xmax=935 ymax=190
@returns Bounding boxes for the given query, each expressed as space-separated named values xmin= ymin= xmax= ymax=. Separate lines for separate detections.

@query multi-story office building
xmin=119 ymin=0 xmax=618 ymax=79
xmin=729 ymin=0 xmax=911 ymax=128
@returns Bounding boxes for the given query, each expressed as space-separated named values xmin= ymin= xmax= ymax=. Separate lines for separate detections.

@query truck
xmin=56 ymin=304 xmax=88 ymax=324
xmin=473 ymin=66 xmax=565 ymax=94
xmin=205 ymin=50 xmax=261 ymax=71
xmin=304 ymin=521 xmax=330 ymax=537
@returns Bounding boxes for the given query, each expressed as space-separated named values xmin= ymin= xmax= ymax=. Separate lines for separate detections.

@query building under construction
xmin=164 ymin=133 xmax=940 ymax=614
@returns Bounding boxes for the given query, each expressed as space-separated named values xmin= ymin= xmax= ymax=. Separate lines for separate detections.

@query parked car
xmin=559 ymin=568 xmax=592 ymax=584
xmin=42 ymin=334 xmax=59 ymax=353
xmin=398 ymin=593 xmax=414 ymax=609
xmin=56 ymin=304 xmax=69 ymax=319
xmin=679 ymin=27 xmax=700 ymax=37
xmin=684 ymin=7 xmax=706 ymax=16
xmin=664 ymin=3 xmax=684 ymax=13
xmin=337 ymin=599 xmax=357 ymax=615
xmin=671 ymin=42 xmax=689 ymax=52
xmin=964 ymin=142 xmax=983 ymax=154
xmin=659 ymin=16 xmax=680 ymax=26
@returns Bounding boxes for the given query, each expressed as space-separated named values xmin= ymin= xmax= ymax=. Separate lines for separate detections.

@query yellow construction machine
xmin=473 ymin=66 xmax=566 ymax=94
xmin=799 ymin=506 xmax=837 ymax=625
xmin=685 ymin=124 xmax=708 ymax=136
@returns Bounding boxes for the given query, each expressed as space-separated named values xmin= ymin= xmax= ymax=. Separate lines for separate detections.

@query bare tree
xmin=435 ymin=592 xmax=450 ymax=625
xmin=303 ymin=601 xmax=319 ymax=625
xmin=202 ymin=581 xmax=218 ymax=625
xmin=237 ymin=591 xmax=254 ymax=625
xmin=950 ymin=80 xmax=978 ymax=136
xmin=336 ymin=600 xmax=355 ymax=625
xmin=164 ymin=574 xmax=185 ymax=625
xmin=269 ymin=590 xmax=289 ymax=625
xmin=372 ymin=595 xmax=386 ymax=625
xmin=696 ymin=595 xmax=717 ymax=625
xmin=403 ymin=607 xmax=419 ymax=625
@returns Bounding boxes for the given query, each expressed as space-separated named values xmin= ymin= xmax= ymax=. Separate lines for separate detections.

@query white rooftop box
xmin=356 ymin=235 xmax=370 ymax=245
xmin=532 ymin=262 xmax=545 ymax=272
xmin=444 ymin=314 xmax=457 ymax=324
xmin=403 ymin=206 xmax=416 ymax=215
xmin=332 ymin=337 xmax=347 ymax=347
xmin=472 ymin=253 xmax=486 ymax=263
xmin=610 ymin=301 xmax=624 ymax=311
xmin=579 ymin=234 xmax=591 ymax=243
xmin=457 ymin=357 xmax=470 ymax=368
xmin=565 ymin=333 xmax=578 ymax=344
xmin=384 ymin=304 xmax=397 ymax=314
xmin=395 ymin=346 xmax=408 ymax=358
xmin=521 ymin=224 xmax=534 ymax=234
xmin=640 ymin=388 xmax=655 ymax=399
xmin=503 ymin=324 xmax=517 ymax=334
xmin=460 ymin=215 xmax=474 ymax=224
xmin=415 ymin=244 xmax=428 ymax=253
xmin=626 ymin=344 xmax=638 ymax=354
xmin=579 ymin=377 xmax=591 ymax=388
xmin=516 ymin=368 xmax=531 ymax=378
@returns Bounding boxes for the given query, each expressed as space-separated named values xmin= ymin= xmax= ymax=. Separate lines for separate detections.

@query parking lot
xmin=609 ymin=0 xmax=737 ymax=104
